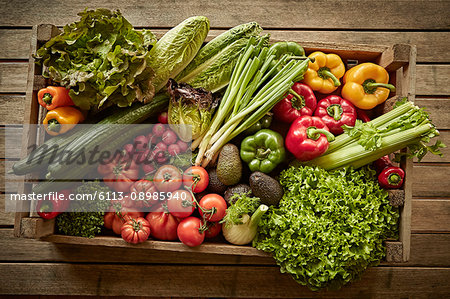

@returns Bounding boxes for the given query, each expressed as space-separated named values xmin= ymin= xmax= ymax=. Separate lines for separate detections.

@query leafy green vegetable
xmin=221 ymin=192 xmax=260 ymax=227
xmin=176 ymin=22 xmax=263 ymax=92
xmin=148 ymin=16 xmax=210 ymax=92
xmin=167 ymin=79 xmax=218 ymax=141
xmin=35 ymin=9 xmax=157 ymax=110
xmin=56 ymin=181 xmax=111 ymax=238
xmin=253 ymin=166 xmax=399 ymax=290
xmin=305 ymin=99 xmax=445 ymax=170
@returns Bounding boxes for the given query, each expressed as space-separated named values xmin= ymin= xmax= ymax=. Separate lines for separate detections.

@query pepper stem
xmin=318 ymin=67 xmax=341 ymax=87
xmin=307 ymin=127 xmax=335 ymax=142
xmin=363 ymin=79 xmax=396 ymax=94
xmin=42 ymin=93 xmax=53 ymax=105
xmin=327 ymin=104 xmax=343 ymax=121
xmin=256 ymin=147 xmax=271 ymax=160
xmin=289 ymin=88 xmax=305 ymax=110
xmin=47 ymin=119 xmax=61 ymax=133
xmin=388 ymin=173 xmax=402 ymax=185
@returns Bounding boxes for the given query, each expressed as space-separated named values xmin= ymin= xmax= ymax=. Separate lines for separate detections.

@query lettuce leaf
xmin=34 ymin=9 xmax=157 ymax=110
xmin=253 ymin=166 xmax=399 ymax=290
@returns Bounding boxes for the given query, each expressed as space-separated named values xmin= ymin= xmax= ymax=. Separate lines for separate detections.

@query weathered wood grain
xmin=0 ymin=95 xmax=25 ymax=125
xmin=412 ymin=165 xmax=450 ymax=197
xmin=0 ymin=196 xmax=14 ymax=226
xmin=0 ymin=29 xmax=31 ymax=59
xmin=412 ymin=199 xmax=450 ymax=233
xmin=2 ymin=29 xmax=450 ymax=63
xmin=415 ymin=98 xmax=450 ymax=130
xmin=1 ymin=0 xmax=449 ymax=30
xmin=0 ymin=229 xmax=448 ymax=266
xmin=416 ymin=65 xmax=450 ymax=96
xmin=0 ymin=263 xmax=449 ymax=297
xmin=0 ymin=63 xmax=27 ymax=93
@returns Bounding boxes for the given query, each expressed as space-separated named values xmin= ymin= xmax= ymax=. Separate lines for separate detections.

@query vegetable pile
xmin=254 ymin=166 xmax=399 ymax=290
xmin=10 ymin=8 xmax=447 ymax=292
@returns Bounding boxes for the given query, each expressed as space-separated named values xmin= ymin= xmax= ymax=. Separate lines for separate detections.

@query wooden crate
xmin=13 ymin=24 xmax=416 ymax=263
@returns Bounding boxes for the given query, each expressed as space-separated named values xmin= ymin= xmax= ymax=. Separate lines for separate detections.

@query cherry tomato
xmin=177 ymin=217 xmax=205 ymax=247
xmin=183 ymin=166 xmax=209 ymax=193
xmin=198 ymin=194 xmax=227 ymax=222
xmin=153 ymin=165 xmax=182 ymax=192
xmin=145 ymin=206 xmax=179 ymax=241
xmin=205 ymin=221 xmax=222 ymax=239
xmin=121 ymin=217 xmax=151 ymax=244
xmin=167 ymin=189 xmax=195 ymax=218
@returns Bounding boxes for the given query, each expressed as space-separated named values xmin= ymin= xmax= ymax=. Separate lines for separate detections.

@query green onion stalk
xmin=195 ymin=38 xmax=312 ymax=167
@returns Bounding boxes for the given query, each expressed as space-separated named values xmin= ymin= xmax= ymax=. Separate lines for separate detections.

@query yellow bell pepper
xmin=43 ymin=106 xmax=85 ymax=136
xmin=342 ymin=63 xmax=396 ymax=109
xmin=302 ymin=51 xmax=345 ymax=94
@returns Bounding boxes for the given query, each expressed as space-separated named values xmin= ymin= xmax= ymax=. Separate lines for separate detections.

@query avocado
xmin=249 ymin=171 xmax=283 ymax=206
xmin=207 ymin=168 xmax=227 ymax=194
xmin=224 ymin=184 xmax=252 ymax=204
xmin=216 ymin=143 xmax=242 ymax=186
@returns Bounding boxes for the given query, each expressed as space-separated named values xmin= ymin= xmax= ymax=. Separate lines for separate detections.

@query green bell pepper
xmin=244 ymin=113 xmax=273 ymax=135
xmin=240 ymin=129 xmax=286 ymax=173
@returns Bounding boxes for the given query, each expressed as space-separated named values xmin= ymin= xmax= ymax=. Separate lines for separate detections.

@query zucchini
xmin=12 ymin=93 xmax=169 ymax=175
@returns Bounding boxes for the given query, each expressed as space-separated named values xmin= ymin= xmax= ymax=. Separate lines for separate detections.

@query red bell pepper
xmin=272 ymin=83 xmax=317 ymax=123
xmin=356 ymin=108 xmax=371 ymax=123
xmin=36 ymin=189 xmax=71 ymax=219
xmin=314 ymin=95 xmax=356 ymax=135
xmin=97 ymin=155 xmax=139 ymax=193
xmin=378 ymin=166 xmax=405 ymax=189
xmin=373 ymin=155 xmax=393 ymax=175
xmin=285 ymin=116 xmax=335 ymax=161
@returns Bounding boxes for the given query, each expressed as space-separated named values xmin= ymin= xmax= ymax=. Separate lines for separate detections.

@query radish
xmin=152 ymin=123 xmax=165 ymax=137
xmin=176 ymin=140 xmax=189 ymax=153
xmin=168 ymin=144 xmax=182 ymax=156
xmin=162 ymin=130 xmax=178 ymax=145
xmin=158 ymin=111 xmax=169 ymax=124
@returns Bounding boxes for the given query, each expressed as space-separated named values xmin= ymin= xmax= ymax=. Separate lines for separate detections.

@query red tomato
xmin=177 ymin=217 xmax=205 ymax=247
xmin=104 ymin=201 xmax=145 ymax=235
xmin=205 ymin=221 xmax=222 ymax=239
xmin=198 ymin=194 xmax=227 ymax=222
xmin=121 ymin=217 xmax=151 ymax=244
xmin=146 ymin=209 xmax=179 ymax=241
xmin=97 ymin=155 xmax=139 ymax=193
xmin=167 ymin=189 xmax=195 ymax=218
xmin=130 ymin=179 xmax=158 ymax=210
xmin=153 ymin=165 xmax=182 ymax=192
xmin=183 ymin=166 xmax=209 ymax=193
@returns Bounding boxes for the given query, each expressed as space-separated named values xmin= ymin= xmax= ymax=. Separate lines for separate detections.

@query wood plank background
xmin=0 ymin=0 xmax=449 ymax=297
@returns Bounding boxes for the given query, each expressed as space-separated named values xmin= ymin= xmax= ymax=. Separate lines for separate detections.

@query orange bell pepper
xmin=302 ymin=51 xmax=345 ymax=94
xmin=38 ymin=86 xmax=74 ymax=110
xmin=43 ymin=107 xmax=84 ymax=136
xmin=342 ymin=63 xmax=396 ymax=109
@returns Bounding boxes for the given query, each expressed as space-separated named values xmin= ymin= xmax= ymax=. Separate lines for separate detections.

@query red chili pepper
xmin=314 ymin=95 xmax=356 ymax=135
xmin=285 ymin=115 xmax=335 ymax=161
xmin=373 ymin=155 xmax=393 ymax=175
xmin=356 ymin=108 xmax=371 ymax=123
xmin=378 ymin=166 xmax=405 ymax=189
xmin=272 ymin=83 xmax=317 ymax=123
xmin=36 ymin=189 xmax=71 ymax=219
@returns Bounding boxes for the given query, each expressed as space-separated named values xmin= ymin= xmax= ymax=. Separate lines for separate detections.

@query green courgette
xmin=12 ymin=94 xmax=169 ymax=175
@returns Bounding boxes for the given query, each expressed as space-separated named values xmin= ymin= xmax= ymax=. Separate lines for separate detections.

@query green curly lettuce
xmin=34 ymin=9 xmax=157 ymax=110
xmin=253 ymin=166 xmax=399 ymax=290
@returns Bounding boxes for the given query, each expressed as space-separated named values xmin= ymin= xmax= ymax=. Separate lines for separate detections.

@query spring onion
xmin=194 ymin=37 xmax=312 ymax=166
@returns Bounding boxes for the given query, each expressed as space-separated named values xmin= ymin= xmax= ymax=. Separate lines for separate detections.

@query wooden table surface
xmin=1 ymin=1 xmax=449 ymax=297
